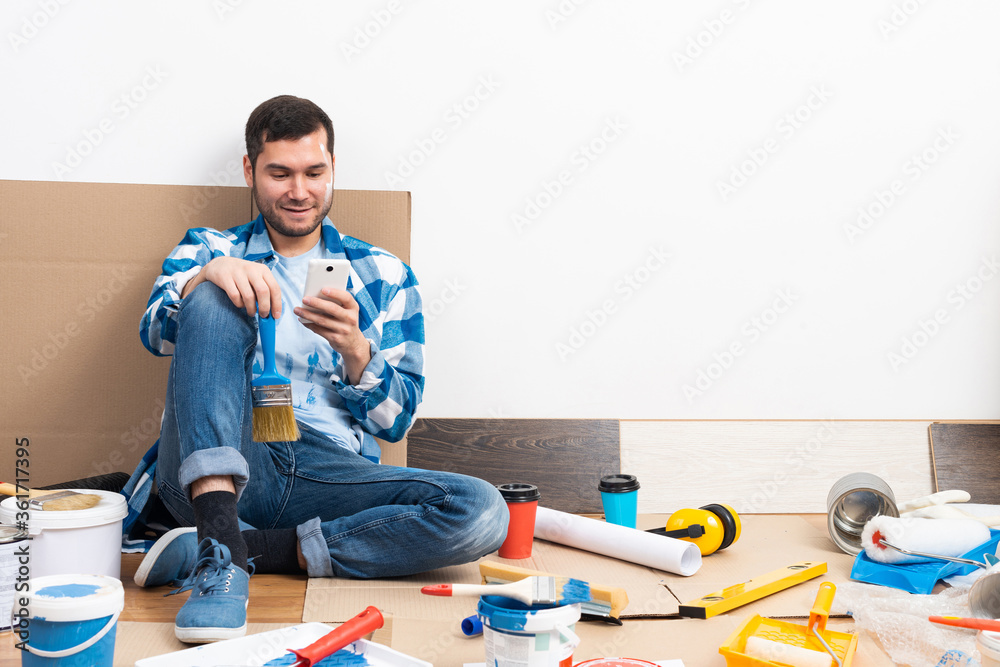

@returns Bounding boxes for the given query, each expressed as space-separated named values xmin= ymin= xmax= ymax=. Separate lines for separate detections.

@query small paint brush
xmin=929 ymin=615 xmax=1000 ymax=632
xmin=252 ymin=313 xmax=300 ymax=443
xmin=0 ymin=483 xmax=100 ymax=511
xmin=421 ymin=575 xmax=591 ymax=606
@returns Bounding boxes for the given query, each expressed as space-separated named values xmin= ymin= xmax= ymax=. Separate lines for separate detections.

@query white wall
xmin=4 ymin=1 xmax=999 ymax=419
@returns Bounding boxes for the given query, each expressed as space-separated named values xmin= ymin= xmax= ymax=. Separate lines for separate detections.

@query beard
xmin=252 ymin=184 xmax=333 ymax=239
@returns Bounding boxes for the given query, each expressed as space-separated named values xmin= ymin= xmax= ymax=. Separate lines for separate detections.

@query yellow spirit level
xmin=678 ymin=561 xmax=828 ymax=619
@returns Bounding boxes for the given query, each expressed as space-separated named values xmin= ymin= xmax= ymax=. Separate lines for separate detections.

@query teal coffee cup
xmin=599 ymin=474 xmax=640 ymax=528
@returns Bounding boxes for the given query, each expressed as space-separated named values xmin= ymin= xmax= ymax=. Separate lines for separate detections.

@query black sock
xmin=192 ymin=490 xmax=248 ymax=573
xmin=242 ymin=528 xmax=301 ymax=574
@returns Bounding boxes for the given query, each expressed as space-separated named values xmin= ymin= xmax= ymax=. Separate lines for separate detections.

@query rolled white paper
xmin=533 ymin=506 xmax=702 ymax=576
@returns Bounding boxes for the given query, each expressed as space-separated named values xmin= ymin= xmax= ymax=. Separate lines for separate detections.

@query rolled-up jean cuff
xmin=177 ymin=448 xmax=251 ymax=501
xmin=297 ymin=517 xmax=333 ymax=578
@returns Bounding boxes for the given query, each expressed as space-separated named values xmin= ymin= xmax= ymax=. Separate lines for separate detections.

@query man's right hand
xmin=182 ymin=257 xmax=282 ymax=319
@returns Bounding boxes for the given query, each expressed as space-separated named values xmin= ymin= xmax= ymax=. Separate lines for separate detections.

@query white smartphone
xmin=299 ymin=259 xmax=351 ymax=324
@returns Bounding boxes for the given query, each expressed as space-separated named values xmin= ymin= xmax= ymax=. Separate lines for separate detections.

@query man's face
xmin=244 ymin=128 xmax=335 ymax=242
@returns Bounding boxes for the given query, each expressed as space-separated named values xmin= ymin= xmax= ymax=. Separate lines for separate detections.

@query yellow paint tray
xmin=719 ymin=582 xmax=858 ymax=667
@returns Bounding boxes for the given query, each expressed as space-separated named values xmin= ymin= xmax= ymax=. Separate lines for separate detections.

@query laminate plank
xmin=621 ymin=420 xmax=933 ymax=513
xmin=930 ymin=422 xmax=1000 ymax=503
xmin=406 ymin=418 xmax=620 ymax=513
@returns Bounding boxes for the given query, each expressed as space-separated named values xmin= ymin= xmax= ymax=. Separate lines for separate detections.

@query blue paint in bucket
xmin=21 ymin=574 xmax=123 ymax=667
xmin=34 ymin=584 xmax=101 ymax=599
xmin=477 ymin=595 xmax=581 ymax=667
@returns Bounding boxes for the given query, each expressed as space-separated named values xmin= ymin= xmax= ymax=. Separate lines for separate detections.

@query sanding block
xmin=478 ymin=560 xmax=629 ymax=620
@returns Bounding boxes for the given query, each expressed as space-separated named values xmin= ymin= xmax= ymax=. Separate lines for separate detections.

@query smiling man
xmin=133 ymin=95 xmax=508 ymax=643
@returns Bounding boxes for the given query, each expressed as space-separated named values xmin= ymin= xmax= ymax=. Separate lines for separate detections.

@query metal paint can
xmin=969 ymin=566 xmax=1000 ymax=619
xmin=826 ymin=473 xmax=898 ymax=555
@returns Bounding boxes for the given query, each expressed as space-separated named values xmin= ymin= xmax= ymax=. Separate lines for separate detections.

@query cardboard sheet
xmin=304 ymin=514 xmax=855 ymax=627
xmin=51 ymin=615 xmax=894 ymax=667
xmin=46 ymin=616 xmax=895 ymax=667
xmin=0 ymin=180 xmax=411 ymax=485
xmin=304 ymin=537 xmax=678 ymax=624
xmin=0 ymin=515 xmax=893 ymax=667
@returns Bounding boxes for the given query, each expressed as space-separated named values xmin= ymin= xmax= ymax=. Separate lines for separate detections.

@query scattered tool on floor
xmin=421 ymin=575 xmax=591 ymax=606
xmin=0 ymin=483 xmax=101 ymax=511
xmin=479 ymin=560 xmax=628 ymax=622
xmin=282 ymin=606 xmax=384 ymax=666
xmin=876 ymin=539 xmax=997 ymax=569
xmin=646 ymin=503 xmax=742 ymax=556
xmin=929 ymin=615 xmax=1000 ymax=632
xmin=861 ymin=516 xmax=990 ymax=565
xmin=719 ymin=581 xmax=857 ymax=667
xmin=678 ymin=561 xmax=827 ymax=619
xmin=252 ymin=313 xmax=300 ymax=443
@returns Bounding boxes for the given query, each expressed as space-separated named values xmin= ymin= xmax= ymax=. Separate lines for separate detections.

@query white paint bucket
xmin=0 ymin=490 xmax=127 ymax=579
xmin=19 ymin=573 xmax=124 ymax=667
xmin=477 ymin=595 xmax=581 ymax=667
xmin=978 ymin=630 xmax=1000 ymax=667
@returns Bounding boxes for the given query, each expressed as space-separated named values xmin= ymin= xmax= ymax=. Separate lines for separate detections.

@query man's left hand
xmin=296 ymin=288 xmax=372 ymax=385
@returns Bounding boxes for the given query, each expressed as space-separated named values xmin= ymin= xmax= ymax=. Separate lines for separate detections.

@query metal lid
xmin=0 ymin=525 xmax=27 ymax=543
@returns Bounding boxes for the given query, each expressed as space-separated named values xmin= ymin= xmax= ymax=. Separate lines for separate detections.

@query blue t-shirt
xmin=255 ymin=243 xmax=360 ymax=453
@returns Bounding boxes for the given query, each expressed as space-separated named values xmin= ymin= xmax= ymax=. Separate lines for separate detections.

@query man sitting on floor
xmin=131 ymin=94 xmax=508 ymax=643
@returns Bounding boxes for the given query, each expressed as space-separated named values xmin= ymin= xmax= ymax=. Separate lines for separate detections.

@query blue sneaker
xmin=172 ymin=538 xmax=250 ymax=643
xmin=134 ymin=527 xmax=199 ymax=588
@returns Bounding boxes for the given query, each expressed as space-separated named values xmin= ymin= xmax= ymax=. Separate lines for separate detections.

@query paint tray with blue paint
xmin=850 ymin=529 xmax=1000 ymax=594
xmin=134 ymin=622 xmax=431 ymax=667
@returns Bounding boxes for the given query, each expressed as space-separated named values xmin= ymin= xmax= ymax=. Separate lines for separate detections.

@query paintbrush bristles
xmin=553 ymin=577 xmax=591 ymax=605
xmin=30 ymin=491 xmax=102 ymax=511
xmin=252 ymin=405 xmax=300 ymax=443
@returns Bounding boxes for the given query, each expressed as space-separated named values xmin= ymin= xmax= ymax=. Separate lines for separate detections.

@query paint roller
xmin=861 ymin=515 xmax=991 ymax=565
xmin=744 ymin=637 xmax=838 ymax=667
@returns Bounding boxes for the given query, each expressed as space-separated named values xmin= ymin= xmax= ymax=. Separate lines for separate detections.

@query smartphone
xmin=299 ymin=259 xmax=351 ymax=324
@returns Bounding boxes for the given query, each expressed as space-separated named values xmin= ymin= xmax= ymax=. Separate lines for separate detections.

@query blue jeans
xmin=155 ymin=283 xmax=508 ymax=578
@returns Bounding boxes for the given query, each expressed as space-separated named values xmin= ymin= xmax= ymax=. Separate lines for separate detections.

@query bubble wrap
xmin=832 ymin=581 xmax=980 ymax=666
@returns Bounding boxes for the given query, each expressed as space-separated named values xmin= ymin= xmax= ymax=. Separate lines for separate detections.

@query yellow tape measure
xmin=678 ymin=561 xmax=828 ymax=619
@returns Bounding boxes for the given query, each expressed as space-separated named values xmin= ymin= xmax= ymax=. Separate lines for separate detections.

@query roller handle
xmin=808 ymin=581 xmax=836 ymax=633
xmin=289 ymin=606 xmax=383 ymax=666
xmin=929 ymin=615 xmax=1000 ymax=632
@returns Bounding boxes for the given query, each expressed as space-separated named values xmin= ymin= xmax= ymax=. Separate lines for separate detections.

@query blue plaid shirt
xmin=139 ymin=214 xmax=425 ymax=455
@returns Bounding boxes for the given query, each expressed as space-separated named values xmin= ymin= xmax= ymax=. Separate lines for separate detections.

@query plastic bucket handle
xmin=22 ymin=610 xmax=120 ymax=659
xmin=556 ymin=623 xmax=580 ymax=650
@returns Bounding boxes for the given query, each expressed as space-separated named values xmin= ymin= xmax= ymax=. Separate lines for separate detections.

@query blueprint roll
xmin=533 ymin=506 xmax=702 ymax=576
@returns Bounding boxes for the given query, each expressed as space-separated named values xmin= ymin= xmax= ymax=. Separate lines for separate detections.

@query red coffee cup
xmin=496 ymin=483 xmax=541 ymax=559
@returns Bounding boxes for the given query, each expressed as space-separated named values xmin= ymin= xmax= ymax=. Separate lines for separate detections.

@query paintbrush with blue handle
xmin=422 ymin=575 xmax=591 ymax=606
xmin=251 ymin=313 xmax=300 ymax=443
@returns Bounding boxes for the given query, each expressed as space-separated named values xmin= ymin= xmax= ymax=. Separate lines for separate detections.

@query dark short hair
xmin=245 ymin=95 xmax=334 ymax=173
